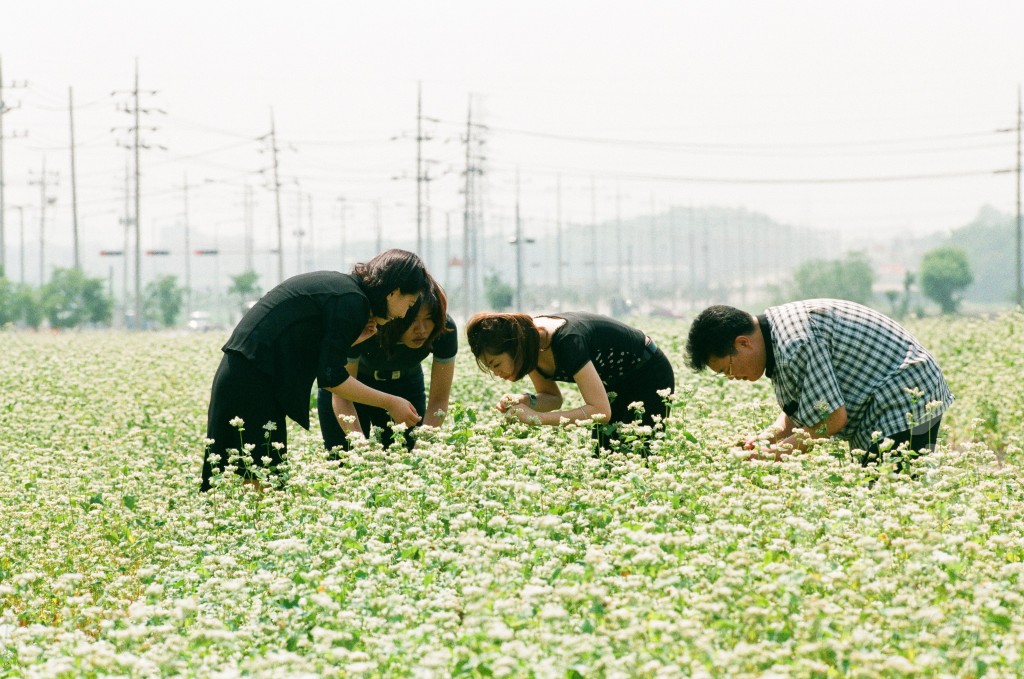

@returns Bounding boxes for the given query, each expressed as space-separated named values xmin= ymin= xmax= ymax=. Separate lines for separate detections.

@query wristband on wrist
xmin=524 ymin=392 xmax=538 ymax=408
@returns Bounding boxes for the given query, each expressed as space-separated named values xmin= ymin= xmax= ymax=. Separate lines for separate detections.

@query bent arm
xmin=422 ymin=360 xmax=455 ymax=428
xmin=325 ymin=374 xmax=421 ymax=428
xmin=505 ymin=362 xmax=610 ymax=426
xmin=329 ymin=362 xmax=361 ymax=434
xmin=752 ymin=406 xmax=848 ymax=460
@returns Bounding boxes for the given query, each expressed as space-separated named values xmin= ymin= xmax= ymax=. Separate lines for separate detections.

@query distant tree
xmin=484 ymin=273 xmax=514 ymax=311
xmin=16 ymin=285 xmax=44 ymax=329
xmin=791 ymin=251 xmax=875 ymax=306
xmin=42 ymin=268 xmax=113 ymax=329
xmin=920 ymin=246 xmax=973 ymax=314
xmin=144 ymin=275 xmax=185 ymax=328
xmin=0 ymin=275 xmax=16 ymax=326
xmin=900 ymin=271 xmax=915 ymax=319
xmin=228 ymin=270 xmax=261 ymax=312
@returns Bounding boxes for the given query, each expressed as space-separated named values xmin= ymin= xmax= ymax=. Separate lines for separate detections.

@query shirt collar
xmin=758 ymin=314 xmax=776 ymax=379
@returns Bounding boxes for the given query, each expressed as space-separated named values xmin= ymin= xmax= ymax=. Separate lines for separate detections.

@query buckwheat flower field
xmin=2 ymin=314 xmax=1024 ymax=677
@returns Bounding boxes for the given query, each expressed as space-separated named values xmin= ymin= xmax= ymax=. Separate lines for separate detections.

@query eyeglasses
xmin=714 ymin=355 xmax=734 ymax=379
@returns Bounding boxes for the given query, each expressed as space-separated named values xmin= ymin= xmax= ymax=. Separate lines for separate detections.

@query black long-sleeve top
xmin=222 ymin=271 xmax=370 ymax=428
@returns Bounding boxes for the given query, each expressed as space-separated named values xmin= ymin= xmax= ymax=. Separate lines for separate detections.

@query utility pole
xmin=1017 ymin=86 xmax=1022 ymax=309
xmin=12 ymin=204 xmax=24 ymax=284
xmin=514 ymin=170 xmax=523 ymax=309
xmin=444 ymin=211 xmax=451 ymax=289
xmin=183 ymin=175 xmax=191 ymax=318
xmin=416 ymin=82 xmax=423 ymax=255
xmin=122 ymin=159 xmax=131 ymax=326
xmin=133 ymin=62 xmax=142 ymax=326
xmin=590 ymin=177 xmax=598 ymax=311
xmin=374 ymin=199 xmax=383 ymax=253
xmin=462 ymin=98 xmax=473 ymax=320
xmin=29 ymin=157 xmax=59 ymax=285
xmin=1 ymin=58 xmax=28 ymax=277
xmin=616 ymin=191 xmax=623 ymax=295
xmin=293 ymin=188 xmax=305 ymax=275
xmin=307 ymin=193 xmax=315 ymax=271
xmin=268 ymin=109 xmax=285 ymax=284
xmin=243 ymin=184 xmax=254 ymax=272
xmin=113 ymin=59 xmax=165 ymax=327
xmin=556 ymin=174 xmax=563 ymax=308
xmin=337 ymin=196 xmax=347 ymax=269
xmin=68 ymin=87 xmax=80 ymax=269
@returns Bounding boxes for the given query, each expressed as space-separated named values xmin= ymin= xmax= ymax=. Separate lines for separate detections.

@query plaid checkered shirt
xmin=764 ymin=299 xmax=953 ymax=451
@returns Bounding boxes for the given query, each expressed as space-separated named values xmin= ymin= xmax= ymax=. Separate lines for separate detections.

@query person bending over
xmin=317 ymin=279 xmax=456 ymax=451
xmin=201 ymin=249 xmax=430 ymax=490
xmin=685 ymin=299 xmax=953 ymax=463
xmin=466 ymin=311 xmax=674 ymax=451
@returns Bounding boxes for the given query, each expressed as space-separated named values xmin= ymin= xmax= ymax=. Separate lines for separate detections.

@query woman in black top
xmin=466 ymin=311 xmax=674 ymax=449
xmin=201 ymin=249 xmax=429 ymax=491
xmin=317 ymin=280 xmax=457 ymax=450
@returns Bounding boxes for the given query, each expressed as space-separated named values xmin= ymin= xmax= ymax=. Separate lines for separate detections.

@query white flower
xmin=229 ymin=416 xmax=244 ymax=428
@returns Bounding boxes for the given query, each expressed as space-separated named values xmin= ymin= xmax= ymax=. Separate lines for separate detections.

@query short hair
xmin=465 ymin=312 xmax=540 ymax=380
xmin=352 ymin=249 xmax=428 ymax=318
xmin=378 ymin=276 xmax=450 ymax=354
xmin=685 ymin=305 xmax=756 ymax=371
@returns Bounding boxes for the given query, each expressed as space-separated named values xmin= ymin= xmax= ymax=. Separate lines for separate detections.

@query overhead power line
xmin=435 ymin=118 xmax=1006 ymax=154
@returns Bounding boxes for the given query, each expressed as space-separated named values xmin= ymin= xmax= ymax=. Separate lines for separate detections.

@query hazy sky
xmin=2 ymin=0 xmax=1023 ymax=283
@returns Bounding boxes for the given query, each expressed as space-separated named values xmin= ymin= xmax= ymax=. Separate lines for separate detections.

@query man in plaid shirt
xmin=685 ymin=299 xmax=953 ymax=461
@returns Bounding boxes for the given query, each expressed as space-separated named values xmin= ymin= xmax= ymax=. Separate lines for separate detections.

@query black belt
xmin=362 ymin=369 xmax=405 ymax=381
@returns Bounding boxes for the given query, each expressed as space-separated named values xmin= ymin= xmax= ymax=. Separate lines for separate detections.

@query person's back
xmin=764 ymin=299 xmax=952 ymax=450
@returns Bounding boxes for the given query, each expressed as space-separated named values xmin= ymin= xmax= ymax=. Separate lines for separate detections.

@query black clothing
xmin=202 ymin=271 xmax=371 ymax=490
xmin=758 ymin=314 xmax=776 ymax=379
xmin=317 ymin=316 xmax=458 ymax=450
xmin=540 ymin=312 xmax=649 ymax=383
xmin=222 ymin=271 xmax=369 ymax=427
xmin=540 ymin=312 xmax=675 ymax=446
xmin=201 ymin=351 xmax=288 ymax=491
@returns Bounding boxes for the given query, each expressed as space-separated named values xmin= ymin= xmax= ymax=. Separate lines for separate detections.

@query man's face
xmin=707 ymin=336 xmax=764 ymax=382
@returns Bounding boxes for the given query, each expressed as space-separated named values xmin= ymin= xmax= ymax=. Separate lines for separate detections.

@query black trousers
xmin=858 ymin=417 xmax=943 ymax=470
xmin=317 ymin=369 xmax=426 ymax=452
xmin=595 ymin=348 xmax=675 ymax=450
xmin=201 ymin=351 xmax=288 ymax=491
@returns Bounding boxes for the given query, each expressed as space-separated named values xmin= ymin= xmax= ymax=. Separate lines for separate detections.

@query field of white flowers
xmin=2 ymin=314 xmax=1024 ymax=677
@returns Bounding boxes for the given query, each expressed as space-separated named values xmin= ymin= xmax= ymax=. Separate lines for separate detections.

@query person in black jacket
xmin=200 ymin=249 xmax=429 ymax=491
xmin=466 ymin=311 xmax=674 ymax=450
xmin=316 ymin=278 xmax=457 ymax=451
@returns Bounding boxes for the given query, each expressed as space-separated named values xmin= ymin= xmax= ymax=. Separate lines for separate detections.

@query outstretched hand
xmin=387 ymin=396 xmax=422 ymax=429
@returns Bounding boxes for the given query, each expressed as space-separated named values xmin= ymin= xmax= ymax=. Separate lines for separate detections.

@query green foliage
xmin=16 ymin=285 xmax=44 ymax=329
xmin=946 ymin=205 xmax=1013 ymax=304
xmin=3 ymin=318 xmax=1024 ymax=674
xmin=144 ymin=275 xmax=185 ymax=328
xmin=228 ymin=270 xmax=261 ymax=312
xmin=41 ymin=267 xmax=113 ymax=329
xmin=0 ymin=276 xmax=16 ymax=326
xmin=790 ymin=251 xmax=875 ymax=305
xmin=484 ymin=273 xmax=514 ymax=311
xmin=920 ymin=246 xmax=973 ymax=314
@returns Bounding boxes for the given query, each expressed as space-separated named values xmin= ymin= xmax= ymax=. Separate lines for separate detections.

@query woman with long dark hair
xmin=201 ymin=249 xmax=430 ymax=490
xmin=466 ymin=311 xmax=674 ymax=450
xmin=317 ymin=279 xmax=457 ymax=450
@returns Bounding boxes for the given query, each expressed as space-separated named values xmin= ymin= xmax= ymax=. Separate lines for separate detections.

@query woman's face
xmin=379 ymin=289 xmax=420 ymax=324
xmin=401 ymin=305 xmax=436 ymax=349
xmin=481 ymin=351 xmax=517 ymax=382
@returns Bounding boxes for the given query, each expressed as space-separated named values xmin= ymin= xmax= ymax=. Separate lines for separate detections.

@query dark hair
xmin=352 ymin=249 xmax=428 ymax=318
xmin=685 ymin=305 xmax=756 ymax=371
xmin=377 ymin=276 xmax=450 ymax=354
xmin=465 ymin=312 xmax=540 ymax=381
